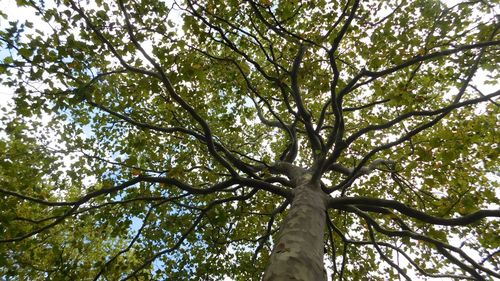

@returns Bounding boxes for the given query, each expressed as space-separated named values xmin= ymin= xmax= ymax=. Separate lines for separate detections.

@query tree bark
xmin=263 ymin=174 xmax=327 ymax=281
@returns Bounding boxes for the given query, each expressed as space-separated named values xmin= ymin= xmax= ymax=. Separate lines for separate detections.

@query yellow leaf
xmin=132 ymin=168 xmax=141 ymax=176
xmin=260 ymin=0 xmax=272 ymax=7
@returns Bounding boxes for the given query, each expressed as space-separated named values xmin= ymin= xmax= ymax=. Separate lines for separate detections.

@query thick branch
xmin=328 ymin=196 xmax=500 ymax=226
xmin=290 ymin=44 xmax=323 ymax=156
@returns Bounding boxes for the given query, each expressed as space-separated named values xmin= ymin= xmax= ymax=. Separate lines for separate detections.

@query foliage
xmin=0 ymin=0 xmax=499 ymax=280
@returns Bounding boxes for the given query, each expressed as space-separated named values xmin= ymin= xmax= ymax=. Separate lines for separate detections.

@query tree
xmin=0 ymin=0 xmax=499 ymax=279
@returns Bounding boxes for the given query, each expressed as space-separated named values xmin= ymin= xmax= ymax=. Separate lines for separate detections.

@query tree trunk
xmin=263 ymin=174 xmax=327 ymax=281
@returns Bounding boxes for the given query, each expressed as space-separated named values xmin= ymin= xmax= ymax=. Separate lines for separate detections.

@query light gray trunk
xmin=262 ymin=175 xmax=327 ymax=281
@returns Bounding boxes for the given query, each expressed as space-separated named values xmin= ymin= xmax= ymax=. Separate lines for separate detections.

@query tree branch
xmin=328 ymin=196 xmax=500 ymax=226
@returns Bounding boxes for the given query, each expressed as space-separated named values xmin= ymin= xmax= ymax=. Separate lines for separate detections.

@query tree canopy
xmin=0 ymin=0 xmax=499 ymax=280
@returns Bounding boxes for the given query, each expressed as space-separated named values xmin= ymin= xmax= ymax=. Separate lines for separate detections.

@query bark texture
xmin=263 ymin=174 xmax=327 ymax=281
